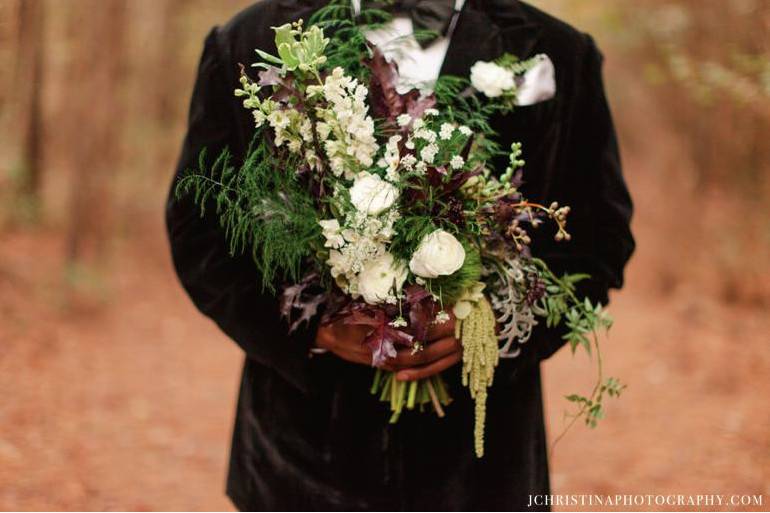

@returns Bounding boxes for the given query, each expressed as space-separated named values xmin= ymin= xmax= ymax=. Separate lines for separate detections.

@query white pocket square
xmin=516 ymin=54 xmax=556 ymax=106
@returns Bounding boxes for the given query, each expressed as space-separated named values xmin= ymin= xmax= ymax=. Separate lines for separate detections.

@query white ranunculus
xmin=409 ymin=229 xmax=466 ymax=279
xmin=470 ymin=61 xmax=515 ymax=98
xmin=516 ymin=54 xmax=556 ymax=106
xmin=357 ymin=253 xmax=407 ymax=305
xmin=349 ymin=172 xmax=399 ymax=216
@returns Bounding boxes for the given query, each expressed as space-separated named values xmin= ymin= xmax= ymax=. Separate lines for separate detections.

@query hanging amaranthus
xmin=456 ymin=295 xmax=499 ymax=457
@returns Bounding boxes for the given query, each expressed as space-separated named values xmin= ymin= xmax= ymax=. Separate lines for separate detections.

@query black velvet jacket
xmin=165 ymin=0 xmax=635 ymax=510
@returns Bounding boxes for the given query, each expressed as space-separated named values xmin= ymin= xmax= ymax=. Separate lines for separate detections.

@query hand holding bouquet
xmin=178 ymin=5 xmax=623 ymax=457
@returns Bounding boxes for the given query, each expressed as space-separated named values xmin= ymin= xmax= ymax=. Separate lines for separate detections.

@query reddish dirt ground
xmin=1 ymin=219 xmax=768 ymax=511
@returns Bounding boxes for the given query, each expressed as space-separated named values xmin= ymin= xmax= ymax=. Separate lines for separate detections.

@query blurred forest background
xmin=1 ymin=0 xmax=768 ymax=510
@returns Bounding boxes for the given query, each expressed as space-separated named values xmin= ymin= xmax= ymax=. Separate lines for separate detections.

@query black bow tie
xmin=363 ymin=0 xmax=457 ymax=48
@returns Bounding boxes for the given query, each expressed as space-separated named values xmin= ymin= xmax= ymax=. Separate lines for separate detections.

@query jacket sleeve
xmin=165 ymin=28 xmax=318 ymax=394
xmin=508 ymin=36 xmax=635 ymax=374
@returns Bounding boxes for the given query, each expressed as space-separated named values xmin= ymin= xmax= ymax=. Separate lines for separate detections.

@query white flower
xmin=401 ymin=154 xmax=417 ymax=170
xmin=253 ymin=110 xmax=266 ymax=127
xmin=414 ymin=129 xmax=437 ymax=143
xmin=288 ymin=139 xmax=302 ymax=153
xmin=434 ymin=310 xmax=451 ymax=324
xmin=424 ymin=108 xmax=439 ymax=117
xmin=420 ymin=143 xmax=439 ymax=164
xmin=439 ymin=123 xmax=455 ymax=140
xmin=397 ymin=114 xmax=412 ymax=127
xmin=470 ymin=61 xmax=515 ymax=98
xmin=319 ymin=219 xmax=345 ymax=249
xmin=316 ymin=121 xmax=331 ymax=141
xmin=516 ymin=54 xmax=557 ymax=106
xmin=450 ymin=155 xmax=465 ymax=169
xmin=358 ymin=253 xmax=407 ymax=305
xmin=409 ymin=229 xmax=466 ymax=279
xmin=349 ymin=172 xmax=399 ymax=216
xmin=459 ymin=125 xmax=472 ymax=136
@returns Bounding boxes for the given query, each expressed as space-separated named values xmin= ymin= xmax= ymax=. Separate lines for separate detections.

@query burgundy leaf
xmin=344 ymin=307 xmax=414 ymax=368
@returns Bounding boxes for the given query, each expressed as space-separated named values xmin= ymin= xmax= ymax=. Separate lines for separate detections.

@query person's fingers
xmin=392 ymin=336 xmax=461 ymax=369
xmin=425 ymin=316 xmax=456 ymax=341
xmin=395 ymin=350 xmax=463 ymax=381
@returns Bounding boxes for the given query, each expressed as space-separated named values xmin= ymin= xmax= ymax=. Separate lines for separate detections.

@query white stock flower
xmin=516 ymin=54 xmax=557 ymax=106
xmin=319 ymin=219 xmax=345 ymax=249
xmin=357 ymin=253 xmax=407 ymax=305
xmin=409 ymin=229 xmax=466 ymax=279
xmin=470 ymin=61 xmax=515 ymax=98
xmin=349 ymin=172 xmax=399 ymax=216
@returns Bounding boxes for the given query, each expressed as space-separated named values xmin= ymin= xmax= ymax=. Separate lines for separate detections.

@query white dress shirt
xmin=351 ymin=0 xmax=466 ymax=92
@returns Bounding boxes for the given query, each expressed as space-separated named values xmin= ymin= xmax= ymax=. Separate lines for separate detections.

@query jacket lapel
xmin=440 ymin=0 xmax=542 ymax=79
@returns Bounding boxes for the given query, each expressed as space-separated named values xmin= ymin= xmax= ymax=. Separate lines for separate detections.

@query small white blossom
xmin=459 ymin=125 xmax=472 ymax=136
xmin=420 ymin=143 xmax=439 ymax=164
xmin=401 ymin=154 xmax=417 ymax=170
xmin=439 ymin=123 xmax=455 ymax=140
xmin=434 ymin=310 xmax=451 ymax=324
xmin=288 ymin=139 xmax=302 ymax=153
xmin=319 ymin=219 xmax=345 ymax=249
xmin=414 ymin=128 xmax=437 ymax=143
xmin=253 ymin=110 xmax=266 ymax=127
xmin=424 ymin=108 xmax=439 ymax=117
xmin=397 ymin=114 xmax=412 ymax=127
xmin=450 ymin=155 xmax=465 ymax=169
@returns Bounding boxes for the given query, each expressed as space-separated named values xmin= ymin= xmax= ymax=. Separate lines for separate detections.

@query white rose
xmin=409 ymin=229 xmax=466 ymax=279
xmin=349 ymin=172 xmax=399 ymax=216
xmin=470 ymin=61 xmax=515 ymax=98
xmin=358 ymin=253 xmax=407 ymax=305
xmin=516 ymin=54 xmax=556 ymax=106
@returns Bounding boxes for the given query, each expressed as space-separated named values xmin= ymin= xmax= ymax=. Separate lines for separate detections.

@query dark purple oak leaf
xmin=405 ymin=285 xmax=437 ymax=342
xmin=344 ymin=308 xmax=414 ymax=368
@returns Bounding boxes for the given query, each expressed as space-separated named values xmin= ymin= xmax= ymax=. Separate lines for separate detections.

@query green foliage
xmin=310 ymin=0 xmax=390 ymax=82
xmin=565 ymin=377 xmax=626 ymax=429
xmin=175 ymin=140 xmax=322 ymax=291
xmin=389 ymin=215 xmax=437 ymax=263
xmin=433 ymin=76 xmax=503 ymax=163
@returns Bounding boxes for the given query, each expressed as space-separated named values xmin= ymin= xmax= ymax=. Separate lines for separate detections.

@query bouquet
xmin=178 ymin=3 xmax=623 ymax=457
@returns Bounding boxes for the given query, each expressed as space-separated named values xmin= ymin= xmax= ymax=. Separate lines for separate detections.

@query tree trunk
xmin=65 ymin=0 xmax=128 ymax=264
xmin=16 ymin=0 xmax=45 ymax=199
